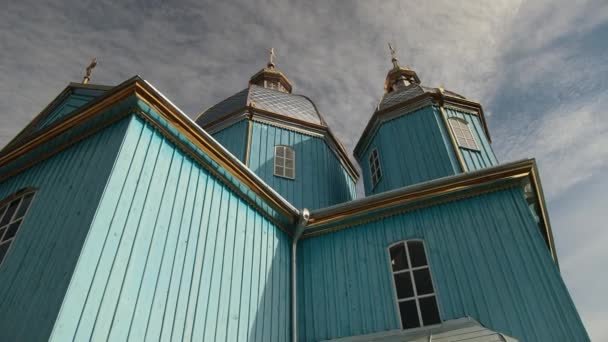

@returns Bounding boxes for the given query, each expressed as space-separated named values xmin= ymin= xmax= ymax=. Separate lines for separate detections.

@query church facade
xmin=0 ymin=51 xmax=589 ymax=341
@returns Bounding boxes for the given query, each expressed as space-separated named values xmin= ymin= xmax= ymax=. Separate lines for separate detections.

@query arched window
xmin=388 ymin=240 xmax=440 ymax=329
xmin=0 ymin=189 xmax=36 ymax=266
xmin=369 ymin=148 xmax=382 ymax=188
xmin=274 ymin=145 xmax=295 ymax=179
xmin=448 ymin=117 xmax=479 ymax=150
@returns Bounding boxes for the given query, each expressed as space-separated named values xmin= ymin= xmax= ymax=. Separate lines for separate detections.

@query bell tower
xmin=354 ymin=44 xmax=498 ymax=195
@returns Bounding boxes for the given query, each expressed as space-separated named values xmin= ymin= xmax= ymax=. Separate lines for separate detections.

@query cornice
xmin=354 ymin=91 xmax=492 ymax=158
xmin=201 ymin=106 xmax=360 ymax=181
xmin=0 ymin=77 xmax=301 ymax=231
xmin=303 ymin=158 xmax=558 ymax=263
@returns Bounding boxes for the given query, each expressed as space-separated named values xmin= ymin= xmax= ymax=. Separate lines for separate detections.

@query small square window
xmin=448 ymin=118 xmax=479 ymax=151
xmin=274 ymin=146 xmax=295 ymax=180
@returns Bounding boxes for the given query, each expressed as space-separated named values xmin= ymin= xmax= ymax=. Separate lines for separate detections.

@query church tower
xmin=196 ymin=49 xmax=359 ymax=209
xmin=354 ymin=45 xmax=498 ymax=195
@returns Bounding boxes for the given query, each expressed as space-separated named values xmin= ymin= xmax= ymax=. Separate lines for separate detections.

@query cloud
xmin=0 ymin=0 xmax=607 ymax=340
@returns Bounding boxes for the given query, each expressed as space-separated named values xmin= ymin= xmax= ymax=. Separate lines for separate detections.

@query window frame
xmin=274 ymin=145 xmax=296 ymax=180
xmin=387 ymin=239 xmax=441 ymax=330
xmin=369 ymin=147 xmax=383 ymax=189
xmin=0 ymin=188 xmax=37 ymax=268
xmin=448 ymin=117 xmax=480 ymax=151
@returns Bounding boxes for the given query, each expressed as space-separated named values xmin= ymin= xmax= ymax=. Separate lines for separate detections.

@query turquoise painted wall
xmin=210 ymin=120 xmax=248 ymax=163
xmin=248 ymin=121 xmax=356 ymax=210
xmin=37 ymin=88 xmax=107 ymax=130
xmin=360 ymin=106 xmax=460 ymax=196
xmin=444 ymin=107 xmax=498 ymax=171
xmin=297 ymin=187 xmax=589 ymax=342
xmin=52 ymin=115 xmax=292 ymax=342
xmin=0 ymin=118 xmax=130 ymax=342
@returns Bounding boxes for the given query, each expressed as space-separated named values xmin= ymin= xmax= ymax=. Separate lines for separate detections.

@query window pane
xmin=3 ymin=220 xmax=22 ymax=241
xmin=276 ymin=147 xmax=284 ymax=157
xmin=407 ymin=241 xmax=427 ymax=267
xmin=274 ymin=166 xmax=283 ymax=176
xmin=419 ymin=296 xmax=441 ymax=326
xmin=394 ymin=272 xmax=414 ymax=299
xmin=399 ymin=300 xmax=420 ymax=329
xmin=390 ymin=244 xmax=408 ymax=271
xmin=0 ymin=242 xmax=9 ymax=264
xmin=285 ymin=168 xmax=294 ymax=179
xmin=0 ymin=200 xmax=20 ymax=226
xmin=413 ymin=268 xmax=434 ymax=295
xmin=285 ymin=149 xmax=294 ymax=159
xmin=14 ymin=193 xmax=34 ymax=219
xmin=285 ymin=159 xmax=294 ymax=169
xmin=275 ymin=156 xmax=285 ymax=166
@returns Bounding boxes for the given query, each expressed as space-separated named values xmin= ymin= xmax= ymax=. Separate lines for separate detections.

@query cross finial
xmin=82 ymin=57 xmax=97 ymax=84
xmin=267 ymin=48 xmax=276 ymax=68
xmin=388 ymin=42 xmax=400 ymax=68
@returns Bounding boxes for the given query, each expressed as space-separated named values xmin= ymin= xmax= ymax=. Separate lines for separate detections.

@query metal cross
xmin=268 ymin=48 xmax=276 ymax=66
xmin=82 ymin=57 xmax=97 ymax=84
xmin=388 ymin=43 xmax=400 ymax=68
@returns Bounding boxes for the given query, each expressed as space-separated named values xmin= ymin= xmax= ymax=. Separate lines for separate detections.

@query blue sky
xmin=1 ymin=0 xmax=607 ymax=339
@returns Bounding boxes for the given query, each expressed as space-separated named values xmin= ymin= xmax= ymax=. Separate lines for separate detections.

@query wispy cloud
xmin=0 ymin=0 xmax=607 ymax=339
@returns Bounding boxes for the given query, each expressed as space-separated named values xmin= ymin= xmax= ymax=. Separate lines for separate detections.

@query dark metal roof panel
xmin=378 ymin=85 xmax=426 ymax=111
xmin=196 ymin=88 xmax=249 ymax=126
xmin=249 ymin=85 xmax=323 ymax=125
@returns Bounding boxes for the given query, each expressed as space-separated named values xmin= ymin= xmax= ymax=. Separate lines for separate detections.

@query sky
xmin=1 ymin=0 xmax=607 ymax=339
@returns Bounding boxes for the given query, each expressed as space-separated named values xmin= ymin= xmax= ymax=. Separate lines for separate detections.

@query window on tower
xmin=274 ymin=145 xmax=295 ymax=179
xmin=389 ymin=240 xmax=441 ymax=329
xmin=369 ymin=148 xmax=382 ymax=188
xmin=0 ymin=189 xmax=36 ymax=267
xmin=448 ymin=117 xmax=479 ymax=151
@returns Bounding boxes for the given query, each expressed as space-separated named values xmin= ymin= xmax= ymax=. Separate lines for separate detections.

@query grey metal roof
xmin=377 ymin=85 xmax=466 ymax=111
xmin=197 ymin=84 xmax=324 ymax=127
xmin=324 ymin=317 xmax=518 ymax=342
xmin=197 ymin=88 xmax=249 ymax=126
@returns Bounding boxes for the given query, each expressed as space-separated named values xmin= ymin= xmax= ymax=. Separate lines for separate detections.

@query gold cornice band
xmin=354 ymin=91 xmax=492 ymax=158
xmin=201 ymin=105 xmax=360 ymax=181
xmin=133 ymin=83 xmax=298 ymax=222
xmin=301 ymin=158 xmax=557 ymax=263
xmin=306 ymin=166 xmax=532 ymax=229
xmin=0 ymin=79 xmax=299 ymax=228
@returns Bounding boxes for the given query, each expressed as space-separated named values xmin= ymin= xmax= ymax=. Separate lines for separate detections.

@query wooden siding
xmin=248 ymin=122 xmax=356 ymax=210
xmin=444 ymin=108 xmax=498 ymax=171
xmin=297 ymin=187 xmax=589 ymax=342
xmin=361 ymin=106 xmax=460 ymax=196
xmin=51 ymin=116 xmax=291 ymax=342
xmin=210 ymin=120 xmax=248 ymax=163
xmin=37 ymin=88 xmax=107 ymax=130
xmin=0 ymin=118 xmax=130 ymax=341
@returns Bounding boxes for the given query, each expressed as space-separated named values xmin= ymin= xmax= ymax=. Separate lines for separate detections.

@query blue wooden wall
xmin=210 ymin=120 xmax=248 ymax=163
xmin=297 ymin=187 xmax=589 ymax=342
xmin=444 ymin=107 xmax=498 ymax=171
xmin=248 ymin=121 xmax=356 ymax=210
xmin=0 ymin=118 xmax=130 ymax=342
xmin=51 ymin=115 xmax=292 ymax=342
xmin=360 ymin=106 xmax=460 ymax=196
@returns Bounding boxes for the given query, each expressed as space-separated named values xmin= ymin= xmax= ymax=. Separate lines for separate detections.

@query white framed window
xmin=369 ymin=148 xmax=382 ymax=188
xmin=274 ymin=145 xmax=295 ymax=179
xmin=388 ymin=240 xmax=440 ymax=329
xmin=0 ymin=190 xmax=36 ymax=266
xmin=448 ymin=117 xmax=479 ymax=150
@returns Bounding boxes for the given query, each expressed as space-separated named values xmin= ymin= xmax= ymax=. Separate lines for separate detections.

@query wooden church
xmin=0 ymin=49 xmax=590 ymax=341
